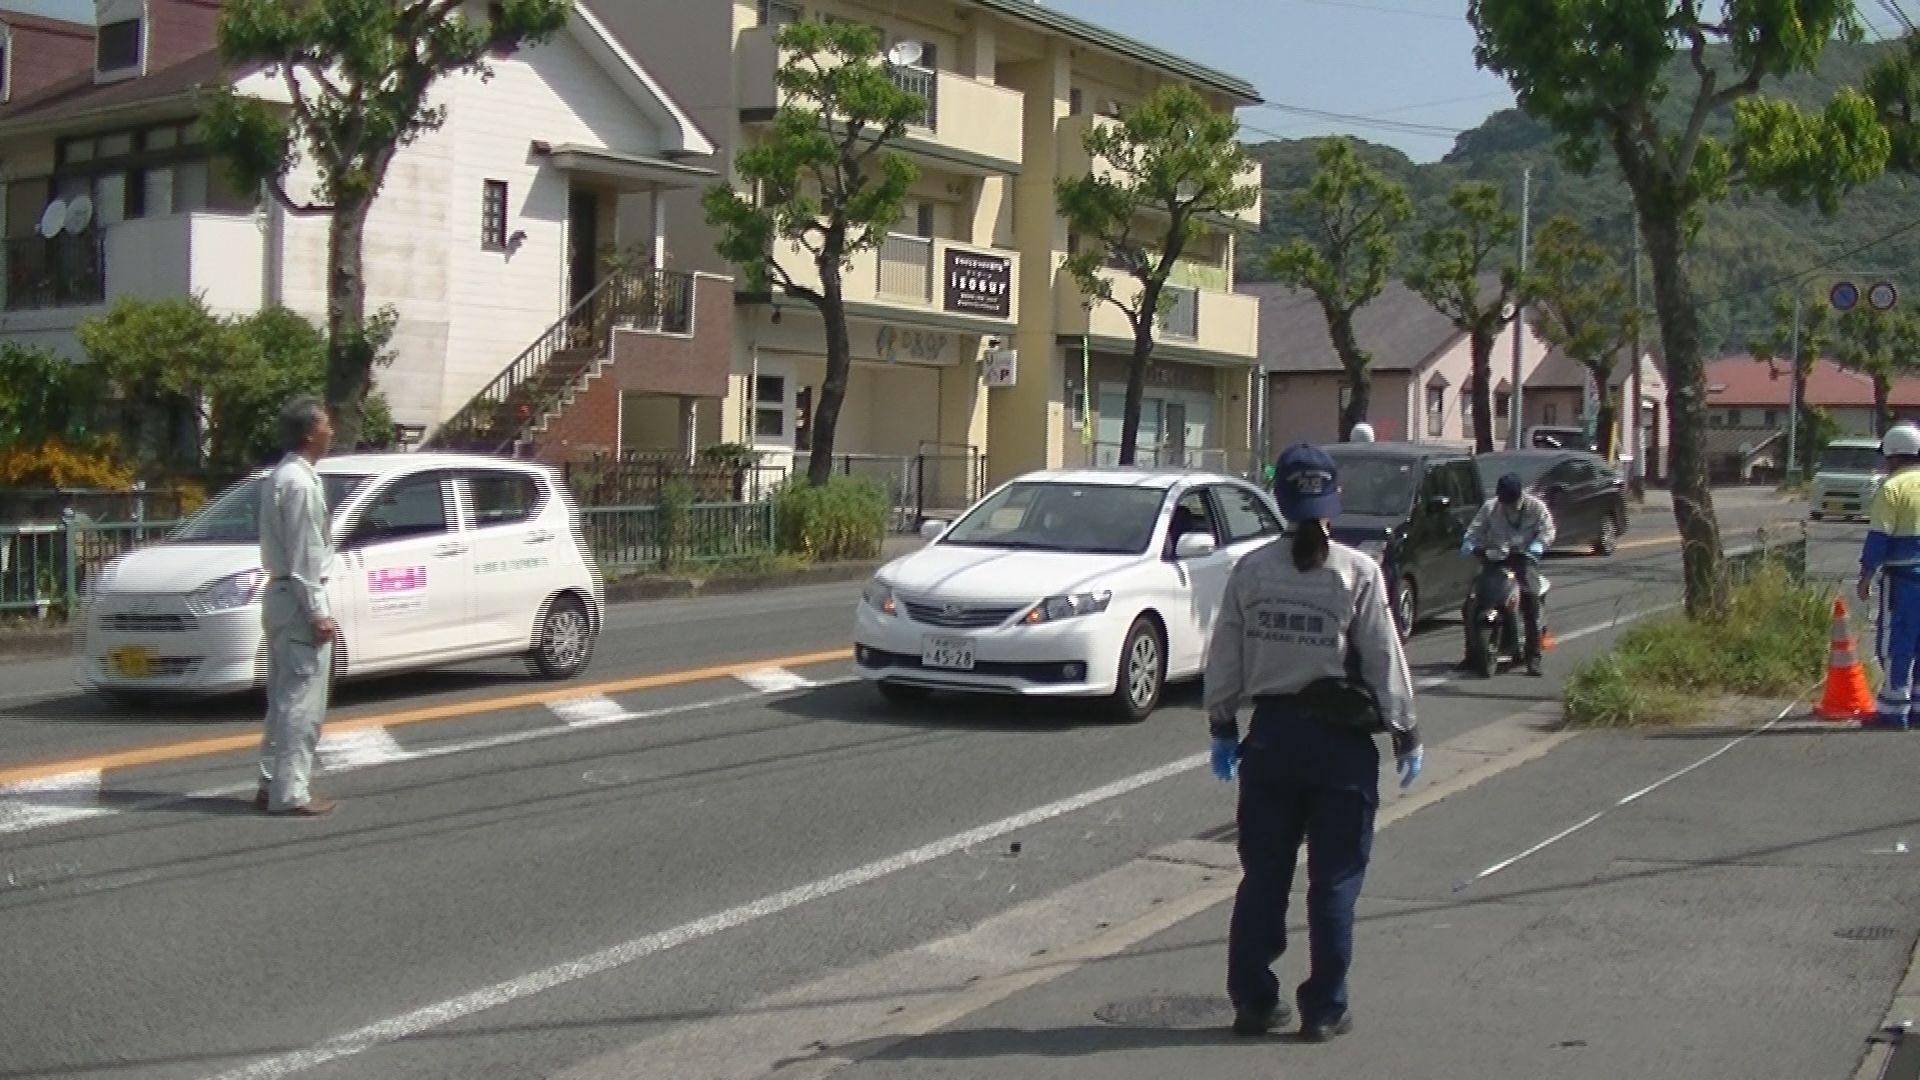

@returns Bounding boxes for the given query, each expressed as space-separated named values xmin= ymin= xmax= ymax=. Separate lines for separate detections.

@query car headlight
xmin=187 ymin=568 xmax=267 ymax=614
xmin=81 ymin=555 xmax=129 ymax=605
xmin=1022 ymin=590 xmax=1113 ymax=625
xmin=863 ymin=580 xmax=898 ymax=616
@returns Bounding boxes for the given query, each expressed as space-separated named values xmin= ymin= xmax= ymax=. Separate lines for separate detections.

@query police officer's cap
xmin=1273 ymin=443 xmax=1342 ymax=521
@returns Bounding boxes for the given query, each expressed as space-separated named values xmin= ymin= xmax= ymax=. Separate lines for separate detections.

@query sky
xmin=4 ymin=0 xmax=1911 ymax=164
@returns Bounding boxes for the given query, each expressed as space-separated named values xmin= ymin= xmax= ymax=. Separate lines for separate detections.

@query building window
xmin=760 ymin=0 xmax=801 ymax=27
xmin=1495 ymin=390 xmax=1512 ymax=421
xmin=1725 ymin=408 xmax=1742 ymax=427
xmin=1544 ymin=402 xmax=1558 ymax=426
xmin=1461 ymin=387 xmax=1474 ymax=438
xmin=754 ymin=373 xmax=787 ymax=439
xmin=0 ymin=39 xmax=10 ymax=102
xmin=1426 ymin=385 xmax=1445 ymax=438
xmin=1069 ymin=87 xmax=1083 ymax=115
xmin=97 ymin=18 xmax=141 ymax=73
xmin=1763 ymin=409 xmax=1779 ymax=427
xmin=481 ymin=179 xmax=508 ymax=250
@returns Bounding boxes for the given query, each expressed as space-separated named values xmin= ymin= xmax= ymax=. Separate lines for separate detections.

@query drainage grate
xmin=1837 ymin=926 xmax=1903 ymax=942
xmin=1095 ymin=994 xmax=1235 ymax=1031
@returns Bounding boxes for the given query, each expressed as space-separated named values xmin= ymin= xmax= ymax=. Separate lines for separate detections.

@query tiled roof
xmin=1245 ymin=280 xmax=1465 ymax=375
xmin=0 ymin=12 xmax=92 ymax=38
xmin=0 ymin=48 xmax=241 ymax=126
xmin=1708 ymin=354 xmax=1920 ymax=409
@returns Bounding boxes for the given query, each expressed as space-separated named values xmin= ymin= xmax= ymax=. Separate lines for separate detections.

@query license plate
xmin=921 ymin=636 xmax=975 ymax=671
xmin=107 ymin=645 xmax=155 ymax=678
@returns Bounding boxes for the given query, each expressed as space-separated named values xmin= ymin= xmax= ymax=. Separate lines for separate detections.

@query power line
xmin=1248 ymin=100 xmax=1468 ymax=138
xmin=1697 ymin=215 xmax=1920 ymax=308
xmin=1287 ymin=0 xmax=1461 ymax=21
xmin=1880 ymin=0 xmax=1917 ymax=34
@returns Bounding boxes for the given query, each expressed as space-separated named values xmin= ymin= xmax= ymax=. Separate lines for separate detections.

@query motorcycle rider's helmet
xmin=1497 ymin=472 xmax=1524 ymax=505
xmin=1883 ymin=424 xmax=1920 ymax=460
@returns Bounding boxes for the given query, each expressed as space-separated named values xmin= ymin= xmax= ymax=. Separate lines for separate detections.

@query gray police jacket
xmin=1203 ymin=538 xmax=1417 ymax=742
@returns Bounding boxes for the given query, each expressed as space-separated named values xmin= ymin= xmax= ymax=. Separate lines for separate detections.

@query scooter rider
xmin=1460 ymin=472 xmax=1556 ymax=677
xmin=1205 ymin=443 xmax=1422 ymax=1042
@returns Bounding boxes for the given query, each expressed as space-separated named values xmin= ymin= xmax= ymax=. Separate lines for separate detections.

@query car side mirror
xmin=1175 ymin=532 xmax=1217 ymax=559
xmin=1426 ymin=494 xmax=1452 ymax=513
xmin=919 ymin=519 xmax=948 ymax=542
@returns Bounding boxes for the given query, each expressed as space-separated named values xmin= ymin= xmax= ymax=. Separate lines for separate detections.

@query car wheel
xmin=877 ymin=682 xmax=933 ymax=707
xmin=533 ymin=595 xmax=595 ymax=680
xmin=1592 ymin=512 xmax=1621 ymax=557
xmin=1106 ymin=618 xmax=1164 ymax=722
xmin=1393 ymin=577 xmax=1417 ymax=642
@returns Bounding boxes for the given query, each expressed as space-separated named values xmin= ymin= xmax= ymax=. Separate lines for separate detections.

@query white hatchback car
xmin=76 ymin=453 xmax=604 ymax=699
xmin=853 ymin=469 xmax=1285 ymax=720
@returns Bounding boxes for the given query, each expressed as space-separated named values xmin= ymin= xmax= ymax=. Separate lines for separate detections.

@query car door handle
xmin=435 ymin=542 xmax=468 ymax=557
xmin=526 ymin=530 xmax=555 ymax=544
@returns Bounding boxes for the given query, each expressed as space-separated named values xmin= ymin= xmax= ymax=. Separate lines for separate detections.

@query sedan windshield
xmin=941 ymin=482 xmax=1168 ymax=555
xmin=1820 ymin=446 xmax=1883 ymax=473
xmin=167 ymin=473 xmax=371 ymax=544
xmin=1328 ymin=456 xmax=1418 ymax=518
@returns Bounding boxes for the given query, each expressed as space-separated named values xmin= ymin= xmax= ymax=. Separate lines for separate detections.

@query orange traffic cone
xmin=1815 ymin=598 xmax=1874 ymax=723
xmin=1540 ymin=626 xmax=1557 ymax=652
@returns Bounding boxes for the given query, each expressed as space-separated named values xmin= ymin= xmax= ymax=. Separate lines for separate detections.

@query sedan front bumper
xmin=73 ymin=594 xmax=265 ymax=697
xmin=851 ymin=603 xmax=1128 ymax=698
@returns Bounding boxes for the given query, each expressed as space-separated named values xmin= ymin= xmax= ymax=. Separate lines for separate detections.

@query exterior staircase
xmin=428 ymin=266 xmax=695 ymax=456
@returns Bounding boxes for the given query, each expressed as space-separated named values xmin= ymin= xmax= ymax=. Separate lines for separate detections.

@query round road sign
xmin=1832 ymin=281 xmax=1861 ymax=311
xmin=1870 ymin=281 xmax=1899 ymax=311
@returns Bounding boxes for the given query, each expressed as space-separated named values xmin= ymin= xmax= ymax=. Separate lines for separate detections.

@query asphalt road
xmin=0 ymin=493 xmax=1840 ymax=1080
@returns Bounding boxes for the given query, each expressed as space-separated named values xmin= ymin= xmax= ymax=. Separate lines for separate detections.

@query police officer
xmin=1205 ymin=443 xmax=1423 ymax=1042
xmin=255 ymin=396 xmax=339 ymax=817
xmin=1859 ymin=423 xmax=1920 ymax=729
xmin=1460 ymin=472 xmax=1556 ymax=677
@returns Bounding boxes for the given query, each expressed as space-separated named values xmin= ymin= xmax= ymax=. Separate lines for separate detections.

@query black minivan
xmin=1321 ymin=442 xmax=1484 ymax=639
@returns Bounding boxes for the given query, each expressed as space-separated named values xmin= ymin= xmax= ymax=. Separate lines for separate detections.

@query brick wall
xmin=3 ymin=15 xmax=94 ymax=102
xmin=145 ymin=0 xmax=221 ymax=69
xmin=532 ymin=366 xmax=622 ymax=464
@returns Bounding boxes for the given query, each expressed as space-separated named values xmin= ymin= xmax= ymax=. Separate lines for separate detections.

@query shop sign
xmin=943 ymin=249 xmax=1013 ymax=318
xmin=875 ymin=325 xmax=956 ymax=366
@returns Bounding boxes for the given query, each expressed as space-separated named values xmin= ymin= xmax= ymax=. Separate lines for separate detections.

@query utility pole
xmin=1510 ymin=165 xmax=1530 ymax=449
xmin=1629 ymin=216 xmax=1646 ymax=500
xmin=1787 ymin=293 xmax=1803 ymax=486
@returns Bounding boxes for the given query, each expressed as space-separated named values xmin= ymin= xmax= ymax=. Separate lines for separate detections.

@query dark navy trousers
xmin=1227 ymin=700 xmax=1378 ymax=1026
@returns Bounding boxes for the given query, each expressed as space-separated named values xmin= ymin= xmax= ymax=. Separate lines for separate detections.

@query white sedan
xmin=76 ymin=453 xmax=604 ymax=699
xmin=853 ymin=469 xmax=1285 ymax=720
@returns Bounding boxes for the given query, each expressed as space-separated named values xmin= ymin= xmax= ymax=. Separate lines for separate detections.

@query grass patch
xmin=1563 ymin=561 xmax=1831 ymax=728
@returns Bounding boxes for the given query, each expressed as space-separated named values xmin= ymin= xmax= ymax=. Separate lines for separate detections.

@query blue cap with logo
xmin=1273 ymin=443 xmax=1342 ymax=522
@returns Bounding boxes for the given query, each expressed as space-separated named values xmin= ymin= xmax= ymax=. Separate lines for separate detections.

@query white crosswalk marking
xmin=736 ymin=667 xmax=817 ymax=694
xmin=548 ymin=694 xmax=631 ymax=728
xmin=0 ymin=769 xmax=107 ymax=835
xmin=318 ymin=728 xmax=412 ymax=772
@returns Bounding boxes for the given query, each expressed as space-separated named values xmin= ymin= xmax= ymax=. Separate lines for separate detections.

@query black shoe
xmin=1231 ymin=1001 xmax=1293 ymax=1036
xmin=1300 ymin=1011 xmax=1353 ymax=1042
xmin=1525 ymin=657 xmax=1544 ymax=677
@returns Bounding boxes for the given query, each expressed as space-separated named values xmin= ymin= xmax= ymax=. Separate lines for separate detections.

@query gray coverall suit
xmin=257 ymin=453 xmax=334 ymax=810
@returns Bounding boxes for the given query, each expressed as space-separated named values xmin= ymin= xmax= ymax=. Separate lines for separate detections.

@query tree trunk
xmin=323 ymin=204 xmax=377 ymax=452
xmin=1876 ymin=377 xmax=1892 ymax=437
xmin=1469 ymin=329 xmax=1496 ymax=454
xmin=807 ymin=239 xmax=852 ymax=487
xmin=1117 ymin=282 xmax=1163 ymax=467
xmin=1794 ymin=360 xmax=1811 ymax=475
xmin=1328 ymin=310 xmax=1371 ymax=440
xmin=1593 ymin=395 xmax=1617 ymax=460
xmin=1639 ymin=206 xmax=1724 ymax=617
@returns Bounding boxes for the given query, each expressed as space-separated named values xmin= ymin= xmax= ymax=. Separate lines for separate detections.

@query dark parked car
xmin=1475 ymin=449 xmax=1628 ymax=556
xmin=1322 ymin=442 xmax=1483 ymax=639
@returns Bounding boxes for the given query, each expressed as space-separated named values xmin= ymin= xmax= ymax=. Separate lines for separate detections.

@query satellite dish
xmin=64 ymin=194 xmax=93 ymax=234
xmin=38 ymin=199 xmax=66 ymax=239
xmin=886 ymin=39 xmax=923 ymax=67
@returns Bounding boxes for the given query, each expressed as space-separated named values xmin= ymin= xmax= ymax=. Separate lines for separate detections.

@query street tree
xmin=1056 ymin=83 xmax=1258 ymax=466
xmin=1264 ymin=138 xmax=1413 ymax=441
xmin=1833 ymin=305 xmax=1919 ymax=436
xmin=1469 ymin=0 xmax=1889 ymax=615
xmin=1526 ymin=216 xmax=1641 ymax=459
xmin=703 ymin=19 xmax=924 ymax=487
xmin=200 ymin=0 xmax=570 ymax=449
xmin=1403 ymin=181 xmax=1525 ymax=454
xmin=1747 ymin=289 xmax=1834 ymax=476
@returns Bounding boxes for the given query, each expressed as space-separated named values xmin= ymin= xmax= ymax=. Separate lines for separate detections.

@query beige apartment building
xmin=596 ymin=0 xmax=1261 ymax=506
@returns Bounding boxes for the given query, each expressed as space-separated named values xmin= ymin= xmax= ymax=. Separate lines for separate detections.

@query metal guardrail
xmin=888 ymin=65 xmax=937 ymax=128
xmin=579 ymin=502 xmax=777 ymax=573
xmin=0 ymin=517 xmax=181 ymax=617
xmin=1158 ymin=285 xmax=1199 ymax=340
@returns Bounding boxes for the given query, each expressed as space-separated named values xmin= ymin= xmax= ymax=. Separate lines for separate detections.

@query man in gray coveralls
xmin=255 ymin=396 xmax=339 ymax=818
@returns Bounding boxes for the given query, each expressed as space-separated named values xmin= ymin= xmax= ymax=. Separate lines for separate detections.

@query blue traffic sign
xmin=1832 ymin=281 xmax=1860 ymax=311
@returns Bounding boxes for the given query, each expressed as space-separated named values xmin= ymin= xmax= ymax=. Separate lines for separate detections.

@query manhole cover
xmin=1836 ymin=926 xmax=1903 ymax=942
xmin=1095 ymin=994 xmax=1234 ymax=1031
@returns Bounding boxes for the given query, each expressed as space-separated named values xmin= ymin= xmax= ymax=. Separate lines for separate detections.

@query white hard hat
xmin=1350 ymin=422 xmax=1376 ymax=443
xmin=1885 ymin=424 xmax=1920 ymax=459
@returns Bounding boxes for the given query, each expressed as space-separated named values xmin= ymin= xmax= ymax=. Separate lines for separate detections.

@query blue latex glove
xmin=1460 ymin=535 xmax=1477 ymax=556
xmin=1209 ymin=736 xmax=1239 ymax=783
xmin=1396 ymin=745 xmax=1424 ymax=789
xmin=1526 ymin=540 xmax=1545 ymax=558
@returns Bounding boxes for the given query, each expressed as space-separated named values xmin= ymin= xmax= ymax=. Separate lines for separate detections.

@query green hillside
xmin=1239 ymin=39 xmax=1920 ymax=353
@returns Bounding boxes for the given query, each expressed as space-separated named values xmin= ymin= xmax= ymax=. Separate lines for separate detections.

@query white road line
xmin=548 ymin=694 xmax=631 ymax=729
xmin=318 ymin=729 xmax=413 ymax=772
xmin=1412 ymin=602 xmax=1675 ymax=692
xmin=196 ymin=752 xmax=1210 ymax=1080
xmin=0 ymin=769 xmax=107 ymax=835
xmin=1450 ymin=690 xmax=1809 ymax=892
xmin=737 ymin=667 xmax=818 ymax=694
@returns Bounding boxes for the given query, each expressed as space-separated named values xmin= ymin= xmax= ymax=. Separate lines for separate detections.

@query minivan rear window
xmin=167 ymin=473 xmax=370 ymax=544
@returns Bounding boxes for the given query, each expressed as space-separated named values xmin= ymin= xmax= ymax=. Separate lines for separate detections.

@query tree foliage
xmin=1057 ymin=83 xmax=1257 ymax=466
xmin=1403 ymin=181 xmax=1524 ymax=454
xmin=702 ymin=18 xmax=923 ymax=486
xmin=1831 ymin=304 xmax=1920 ymax=436
xmin=1468 ymin=0 xmax=1889 ymax=617
xmin=1526 ymin=216 xmax=1640 ymax=458
xmin=1264 ymin=137 xmax=1412 ymax=440
xmin=0 ymin=344 xmax=103 ymax=450
xmin=200 ymin=0 xmax=568 ymax=447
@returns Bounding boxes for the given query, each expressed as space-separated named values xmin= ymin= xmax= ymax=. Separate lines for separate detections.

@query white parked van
xmin=75 ymin=453 xmax=604 ymax=699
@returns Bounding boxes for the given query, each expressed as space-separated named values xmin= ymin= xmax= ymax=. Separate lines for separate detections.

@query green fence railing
xmin=0 ymin=516 xmax=183 ymax=617
xmin=579 ymin=502 xmax=777 ymax=573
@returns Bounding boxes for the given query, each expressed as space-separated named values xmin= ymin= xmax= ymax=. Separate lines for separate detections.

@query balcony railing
xmin=889 ymin=65 xmax=938 ymax=129
xmin=876 ymin=233 xmax=933 ymax=301
xmin=1158 ymin=285 xmax=1199 ymax=340
xmin=5 ymin=231 xmax=104 ymax=311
